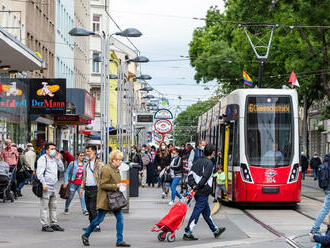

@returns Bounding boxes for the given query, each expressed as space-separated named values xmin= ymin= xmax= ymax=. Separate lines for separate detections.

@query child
xmin=312 ymin=214 xmax=330 ymax=247
xmin=180 ymin=155 xmax=189 ymax=196
xmin=213 ymin=167 xmax=227 ymax=203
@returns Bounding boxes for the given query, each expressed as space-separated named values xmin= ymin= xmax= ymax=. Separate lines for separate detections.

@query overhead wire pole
xmin=241 ymin=24 xmax=276 ymax=87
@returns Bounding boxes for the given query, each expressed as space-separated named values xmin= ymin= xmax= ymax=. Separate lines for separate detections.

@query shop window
xmin=92 ymin=15 xmax=100 ymax=33
xmin=92 ymin=52 xmax=100 ymax=73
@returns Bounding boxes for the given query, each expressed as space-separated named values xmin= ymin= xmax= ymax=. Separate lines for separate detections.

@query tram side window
xmin=228 ymin=124 xmax=234 ymax=166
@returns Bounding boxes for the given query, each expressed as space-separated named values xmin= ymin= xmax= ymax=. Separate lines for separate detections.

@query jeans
xmin=85 ymin=186 xmax=98 ymax=222
xmin=84 ymin=209 xmax=124 ymax=243
xmin=40 ymin=189 xmax=57 ymax=227
xmin=302 ymin=171 xmax=306 ymax=180
xmin=171 ymin=177 xmax=182 ymax=201
xmin=313 ymin=168 xmax=318 ymax=179
xmin=65 ymin=183 xmax=87 ymax=213
xmin=9 ymin=167 xmax=17 ymax=193
xmin=311 ymin=190 xmax=330 ymax=233
xmin=215 ymin=184 xmax=227 ymax=199
xmin=185 ymin=195 xmax=218 ymax=234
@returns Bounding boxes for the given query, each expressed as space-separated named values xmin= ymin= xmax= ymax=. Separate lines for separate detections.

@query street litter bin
xmin=129 ymin=162 xmax=141 ymax=197
xmin=119 ymin=161 xmax=130 ymax=213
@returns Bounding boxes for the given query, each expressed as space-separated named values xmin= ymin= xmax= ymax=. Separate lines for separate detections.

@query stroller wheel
xmin=158 ymin=232 xmax=166 ymax=242
xmin=166 ymin=232 xmax=176 ymax=242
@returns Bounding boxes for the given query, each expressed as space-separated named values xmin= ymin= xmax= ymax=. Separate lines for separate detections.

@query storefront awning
xmin=0 ymin=26 xmax=45 ymax=72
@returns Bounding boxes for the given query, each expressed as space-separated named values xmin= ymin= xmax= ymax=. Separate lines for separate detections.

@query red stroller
xmin=151 ymin=191 xmax=195 ymax=242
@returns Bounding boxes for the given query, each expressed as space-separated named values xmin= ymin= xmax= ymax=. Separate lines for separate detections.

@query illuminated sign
xmin=136 ymin=113 xmax=154 ymax=124
xmin=29 ymin=79 xmax=66 ymax=114
xmin=0 ymin=80 xmax=28 ymax=109
xmin=248 ymin=104 xmax=290 ymax=113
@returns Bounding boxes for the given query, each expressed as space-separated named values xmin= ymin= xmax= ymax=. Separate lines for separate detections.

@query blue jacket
xmin=64 ymin=160 xmax=86 ymax=184
xmin=314 ymin=227 xmax=330 ymax=247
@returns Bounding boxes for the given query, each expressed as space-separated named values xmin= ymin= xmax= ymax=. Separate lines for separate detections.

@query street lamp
xmin=140 ymin=86 xmax=154 ymax=92
xmin=69 ymin=26 xmax=143 ymax=163
xmin=135 ymin=74 xmax=152 ymax=80
xmin=127 ymin=56 xmax=149 ymax=63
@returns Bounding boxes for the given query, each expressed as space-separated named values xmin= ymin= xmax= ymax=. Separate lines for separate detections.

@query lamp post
xmin=69 ymin=27 xmax=142 ymax=163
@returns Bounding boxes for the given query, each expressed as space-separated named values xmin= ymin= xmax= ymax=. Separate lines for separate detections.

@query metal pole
xmin=104 ymin=35 xmax=110 ymax=163
xmin=258 ymin=60 xmax=264 ymax=88
xmin=100 ymin=36 xmax=106 ymax=161
xmin=302 ymin=95 xmax=308 ymax=155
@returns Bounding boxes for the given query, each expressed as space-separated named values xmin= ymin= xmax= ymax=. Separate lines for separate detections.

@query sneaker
xmin=168 ymin=201 xmax=174 ymax=206
xmin=94 ymin=225 xmax=101 ymax=232
xmin=214 ymin=227 xmax=226 ymax=238
xmin=83 ymin=211 xmax=89 ymax=216
xmin=162 ymin=193 xmax=166 ymax=199
xmin=116 ymin=241 xmax=131 ymax=247
xmin=51 ymin=224 xmax=65 ymax=231
xmin=41 ymin=225 xmax=54 ymax=232
xmin=64 ymin=209 xmax=69 ymax=215
xmin=82 ymin=235 xmax=90 ymax=246
xmin=183 ymin=233 xmax=198 ymax=241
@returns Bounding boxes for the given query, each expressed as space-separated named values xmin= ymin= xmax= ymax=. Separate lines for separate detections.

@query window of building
xmin=92 ymin=15 xmax=100 ymax=33
xmin=92 ymin=52 xmax=100 ymax=73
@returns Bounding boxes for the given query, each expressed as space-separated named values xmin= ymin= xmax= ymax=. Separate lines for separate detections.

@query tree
xmin=173 ymin=96 xmax=219 ymax=145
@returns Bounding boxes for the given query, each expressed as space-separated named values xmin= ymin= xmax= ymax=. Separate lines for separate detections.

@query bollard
xmin=129 ymin=162 xmax=141 ymax=197
xmin=119 ymin=161 xmax=130 ymax=213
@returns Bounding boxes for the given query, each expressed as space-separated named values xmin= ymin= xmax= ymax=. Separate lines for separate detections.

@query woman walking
xmin=63 ymin=152 xmax=87 ymax=215
xmin=146 ymin=146 xmax=157 ymax=187
xmin=81 ymin=150 xmax=130 ymax=247
xmin=154 ymin=142 xmax=171 ymax=198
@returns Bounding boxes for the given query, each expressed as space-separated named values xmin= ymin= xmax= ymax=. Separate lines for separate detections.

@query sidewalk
xmin=0 ymin=183 xmax=283 ymax=248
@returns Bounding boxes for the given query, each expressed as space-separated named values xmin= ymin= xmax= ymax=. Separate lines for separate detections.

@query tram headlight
xmin=241 ymin=163 xmax=253 ymax=183
xmin=288 ymin=163 xmax=299 ymax=183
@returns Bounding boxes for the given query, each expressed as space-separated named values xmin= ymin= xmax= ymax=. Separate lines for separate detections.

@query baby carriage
xmin=151 ymin=191 xmax=195 ymax=242
xmin=0 ymin=161 xmax=15 ymax=203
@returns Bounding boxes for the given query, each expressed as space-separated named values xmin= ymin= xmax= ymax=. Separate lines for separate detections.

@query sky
xmin=108 ymin=0 xmax=225 ymax=117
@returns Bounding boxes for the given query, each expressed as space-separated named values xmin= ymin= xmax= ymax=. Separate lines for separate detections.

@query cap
xmin=27 ymin=143 xmax=33 ymax=147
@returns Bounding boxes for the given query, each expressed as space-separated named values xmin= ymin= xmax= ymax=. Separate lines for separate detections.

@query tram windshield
xmin=246 ymin=96 xmax=293 ymax=168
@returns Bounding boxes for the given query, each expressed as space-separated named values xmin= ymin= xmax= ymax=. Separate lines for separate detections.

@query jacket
xmin=188 ymin=148 xmax=204 ymax=169
xmin=310 ymin=156 xmax=322 ymax=169
xmin=324 ymin=154 xmax=330 ymax=191
xmin=188 ymin=157 xmax=214 ymax=196
xmin=81 ymin=159 xmax=104 ymax=190
xmin=97 ymin=163 xmax=121 ymax=211
xmin=170 ymin=155 xmax=182 ymax=177
xmin=64 ymin=160 xmax=86 ymax=185
xmin=36 ymin=154 xmax=64 ymax=190
xmin=24 ymin=149 xmax=36 ymax=170
xmin=154 ymin=152 xmax=171 ymax=170
xmin=300 ymin=154 xmax=309 ymax=172
xmin=314 ymin=226 xmax=330 ymax=247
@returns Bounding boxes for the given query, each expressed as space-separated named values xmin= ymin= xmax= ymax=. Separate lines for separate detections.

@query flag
xmin=243 ymin=71 xmax=253 ymax=86
xmin=288 ymin=70 xmax=300 ymax=87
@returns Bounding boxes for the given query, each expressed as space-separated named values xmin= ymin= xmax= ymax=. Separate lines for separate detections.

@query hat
xmin=27 ymin=143 xmax=33 ymax=147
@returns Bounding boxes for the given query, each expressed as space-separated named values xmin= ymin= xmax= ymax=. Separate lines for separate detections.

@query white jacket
xmin=24 ymin=149 xmax=36 ymax=170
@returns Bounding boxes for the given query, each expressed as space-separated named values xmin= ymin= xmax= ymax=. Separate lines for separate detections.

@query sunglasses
xmin=79 ymin=154 xmax=85 ymax=156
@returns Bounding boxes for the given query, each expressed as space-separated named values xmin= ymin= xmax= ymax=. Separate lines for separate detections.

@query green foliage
xmin=189 ymin=1 xmax=330 ymax=108
xmin=173 ymin=96 xmax=219 ymax=145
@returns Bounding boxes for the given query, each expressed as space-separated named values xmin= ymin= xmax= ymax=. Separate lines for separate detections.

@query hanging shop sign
xmin=0 ymin=79 xmax=28 ymax=109
xmin=136 ymin=113 xmax=154 ymax=124
xmin=29 ymin=78 xmax=66 ymax=114
xmin=54 ymin=115 xmax=80 ymax=125
xmin=154 ymin=119 xmax=172 ymax=135
xmin=154 ymin=108 xmax=173 ymax=120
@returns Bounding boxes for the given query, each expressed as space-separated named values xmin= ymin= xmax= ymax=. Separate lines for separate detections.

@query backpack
xmin=318 ymin=161 xmax=330 ymax=190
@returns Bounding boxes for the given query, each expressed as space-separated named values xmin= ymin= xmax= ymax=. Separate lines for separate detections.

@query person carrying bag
xmin=81 ymin=150 xmax=130 ymax=247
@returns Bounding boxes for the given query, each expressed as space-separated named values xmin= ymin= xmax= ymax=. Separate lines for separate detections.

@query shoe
xmin=168 ymin=201 xmax=174 ymax=206
xmin=82 ymin=227 xmax=87 ymax=231
xmin=116 ymin=241 xmax=131 ymax=247
xmin=314 ymin=178 xmax=317 ymax=181
xmin=17 ymin=191 xmax=23 ymax=197
xmin=42 ymin=225 xmax=54 ymax=232
xmin=214 ymin=227 xmax=226 ymax=238
xmin=51 ymin=224 xmax=64 ymax=231
xmin=82 ymin=235 xmax=90 ymax=246
xmin=183 ymin=233 xmax=198 ymax=241
xmin=162 ymin=193 xmax=166 ymax=199
xmin=83 ymin=211 xmax=89 ymax=216
xmin=94 ymin=225 xmax=101 ymax=232
xmin=64 ymin=209 xmax=69 ymax=215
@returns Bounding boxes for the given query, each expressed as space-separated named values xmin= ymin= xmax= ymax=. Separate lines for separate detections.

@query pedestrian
xmin=154 ymin=142 xmax=171 ymax=198
xmin=80 ymin=145 xmax=104 ymax=232
xmin=310 ymin=153 xmax=330 ymax=235
xmin=1 ymin=139 xmax=18 ymax=197
xmin=213 ymin=167 xmax=227 ymax=202
xmin=63 ymin=152 xmax=88 ymax=215
xmin=311 ymin=152 xmax=322 ymax=181
xmin=180 ymin=154 xmax=189 ymax=196
xmin=147 ymin=146 xmax=157 ymax=187
xmin=36 ymin=142 xmax=65 ymax=232
xmin=169 ymin=148 xmax=183 ymax=205
xmin=311 ymin=213 xmax=330 ymax=247
xmin=188 ymin=140 xmax=206 ymax=169
xmin=183 ymin=144 xmax=226 ymax=241
xmin=301 ymin=152 xmax=309 ymax=180
xmin=140 ymin=145 xmax=151 ymax=187
xmin=16 ymin=147 xmax=28 ymax=197
xmin=81 ymin=150 xmax=131 ymax=247
xmin=24 ymin=143 xmax=36 ymax=183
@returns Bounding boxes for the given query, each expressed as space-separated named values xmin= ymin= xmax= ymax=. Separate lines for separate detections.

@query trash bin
xmin=119 ymin=161 xmax=130 ymax=213
xmin=129 ymin=162 xmax=141 ymax=197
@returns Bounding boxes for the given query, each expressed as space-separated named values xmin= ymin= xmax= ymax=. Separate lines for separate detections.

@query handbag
xmin=59 ymin=184 xmax=70 ymax=199
xmin=32 ymin=176 xmax=43 ymax=198
xmin=107 ymin=190 xmax=128 ymax=212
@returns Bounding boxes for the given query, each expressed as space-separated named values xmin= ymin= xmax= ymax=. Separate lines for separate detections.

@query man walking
xmin=24 ymin=143 xmax=36 ymax=183
xmin=310 ymin=153 xmax=330 ymax=235
xmin=188 ymin=140 xmax=206 ymax=169
xmin=183 ymin=144 xmax=226 ymax=240
xmin=1 ymin=139 xmax=18 ymax=196
xmin=36 ymin=142 xmax=65 ymax=232
xmin=310 ymin=152 xmax=322 ymax=181
xmin=80 ymin=145 xmax=104 ymax=232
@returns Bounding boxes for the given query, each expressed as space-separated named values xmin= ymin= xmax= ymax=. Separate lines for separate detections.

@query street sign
xmin=54 ymin=115 xmax=79 ymax=125
xmin=136 ymin=113 xmax=154 ymax=124
xmin=154 ymin=108 xmax=173 ymax=119
xmin=154 ymin=119 xmax=172 ymax=135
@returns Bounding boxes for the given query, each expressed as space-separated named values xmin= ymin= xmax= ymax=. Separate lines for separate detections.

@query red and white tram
xmin=198 ymin=88 xmax=300 ymax=203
